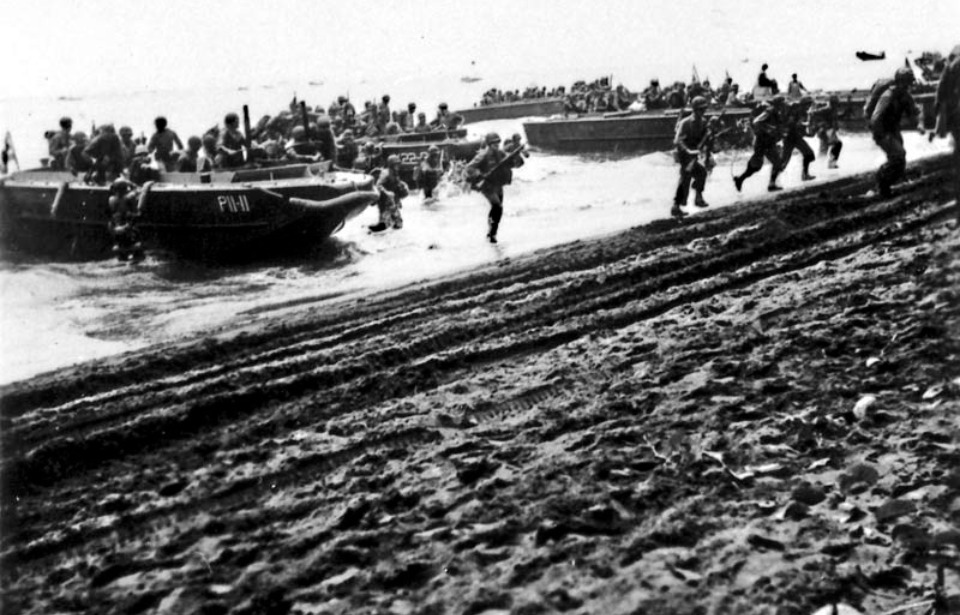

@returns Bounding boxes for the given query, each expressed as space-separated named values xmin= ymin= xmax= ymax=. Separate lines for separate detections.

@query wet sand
xmin=1 ymin=154 xmax=959 ymax=614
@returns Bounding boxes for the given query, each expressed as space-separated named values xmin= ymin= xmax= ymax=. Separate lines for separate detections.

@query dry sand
xmin=1 ymin=154 xmax=959 ymax=614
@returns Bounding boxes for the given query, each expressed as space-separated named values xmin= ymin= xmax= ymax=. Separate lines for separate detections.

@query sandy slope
xmin=1 ymin=154 xmax=959 ymax=615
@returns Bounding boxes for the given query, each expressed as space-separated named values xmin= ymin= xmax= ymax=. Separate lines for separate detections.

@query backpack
xmin=864 ymin=78 xmax=894 ymax=119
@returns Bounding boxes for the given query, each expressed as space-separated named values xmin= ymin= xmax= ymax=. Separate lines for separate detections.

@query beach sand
xmin=1 ymin=154 xmax=959 ymax=614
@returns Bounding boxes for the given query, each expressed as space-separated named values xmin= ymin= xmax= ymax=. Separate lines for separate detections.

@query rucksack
xmin=864 ymin=78 xmax=895 ymax=118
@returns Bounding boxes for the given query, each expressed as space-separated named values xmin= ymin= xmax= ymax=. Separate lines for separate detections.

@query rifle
xmin=467 ymin=142 xmax=526 ymax=189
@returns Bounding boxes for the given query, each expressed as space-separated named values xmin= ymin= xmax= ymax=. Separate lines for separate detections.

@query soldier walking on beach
xmin=672 ymin=96 xmax=712 ymax=218
xmin=734 ymin=95 xmax=786 ymax=193
xmin=870 ymin=67 xmax=923 ymax=197
xmin=931 ymin=44 xmax=960 ymax=222
xmin=808 ymin=95 xmax=843 ymax=169
xmin=779 ymin=96 xmax=817 ymax=182
xmin=465 ymin=132 xmax=514 ymax=243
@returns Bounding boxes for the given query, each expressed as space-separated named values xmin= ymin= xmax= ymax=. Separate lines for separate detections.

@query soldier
xmin=734 ymin=95 xmax=786 ymax=192
xmin=418 ymin=145 xmax=445 ymax=201
xmin=672 ymin=96 xmax=712 ymax=218
xmin=174 ymin=136 xmax=204 ymax=173
xmin=336 ymin=130 xmax=359 ymax=169
xmin=871 ymin=67 xmax=923 ymax=197
xmin=118 ymin=126 xmax=137 ymax=167
xmin=128 ymin=145 xmax=161 ymax=185
xmin=413 ymin=112 xmax=431 ymax=133
xmin=780 ymin=96 xmax=817 ymax=181
xmin=931 ymin=44 xmax=960 ymax=222
xmin=146 ymin=116 xmax=184 ymax=172
xmin=353 ymin=141 xmax=381 ymax=174
xmin=48 ymin=116 xmax=73 ymax=170
xmin=369 ymin=154 xmax=407 ymax=232
xmin=216 ymin=112 xmax=247 ymax=168
xmin=808 ymin=95 xmax=843 ymax=169
xmin=107 ymin=176 xmax=145 ymax=262
xmin=315 ymin=116 xmax=338 ymax=163
xmin=65 ymin=131 xmax=93 ymax=177
xmin=465 ymin=132 xmax=514 ymax=243
xmin=83 ymin=124 xmax=126 ymax=183
xmin=285 ymin=126 xmax=321 ymax=162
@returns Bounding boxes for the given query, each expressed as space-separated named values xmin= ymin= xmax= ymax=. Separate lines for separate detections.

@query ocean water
xmin=0 ymin=63 xmax=954 ymax=384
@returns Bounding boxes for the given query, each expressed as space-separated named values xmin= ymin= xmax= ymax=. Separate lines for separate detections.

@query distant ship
xmin=856 ymin=51 xmax=886 ymax=61
xmin=309 ymin=81 xmax=323 ymax=86
xmin=461 ymin=76 xmax=482 ymax=83
xmin=57 ymin=96 xmax=82 ymax=101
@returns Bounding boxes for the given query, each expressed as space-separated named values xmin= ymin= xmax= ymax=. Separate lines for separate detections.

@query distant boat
xmin=856 ymin=51 xmax=886 ymax=61
xmin=237 ymin=86 xmax=249 ymax=91
xmin=57 ymin=96 xmax=82 ymax=101
xmin=308 ymin=81 xmax=323 ymax=86
xmin=461 ymin=76 xmax=482 ymax=83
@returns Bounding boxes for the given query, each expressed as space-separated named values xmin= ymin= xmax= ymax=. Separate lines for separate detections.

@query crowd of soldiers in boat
xmin=42 ymin=93 xmax=472 ymax=186
xmin=473 ymin=67 xmax=826 ymax=115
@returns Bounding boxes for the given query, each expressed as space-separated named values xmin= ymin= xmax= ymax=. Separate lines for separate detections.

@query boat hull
xmin=455 ymin=98 xmax=566 ymax=124
xmin=523 ymin=109 xmax=753 ymax=155
xmin=378 ymin=139 xmax=484 ymax=186
xmin=0 ymin=166 xmax=377 ymax=261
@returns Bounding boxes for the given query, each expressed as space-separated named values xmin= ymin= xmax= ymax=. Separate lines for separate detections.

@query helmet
xmin=485 ymin=132 xmax=501 ymax=145
xmin=317 ymin=116 xmax=332 ymax=128
xmin=691 ymin=96 xmax=708 ymax=110
xmin=382 ymin=94 xmax=391 ymax=103
xmin=72 ymin=131 xmax=88 ymax=143
xmin=770 ymin=95 xmax=785 ymax=106
xmin=799 ymin=95 xmax=814 ymax=106
xmin=428 ymin=144 xmax=439 ymax=153
xmin=386 ymin=154 xmax=401 ymax=165
xmin=225 ymin=112 xmax=239 ymax=124
xmin=895 ymin=67 xmax=915 ymax=84
xmin=291 ymin=125 xmax=306 ymax=139
xmin=99 ymin=123 xmax=116 ymax=134
xmin=439 ymin=102 xmax=448 ymax=110
xmin=188 ymin=135 xmax=202 ymax=148
xmin=134 ymin=145 xmax=149 ymax=156
xmin=60 ymin=116 xmax=72 ymax=128
xmin=512 ymin=133 xmax=522 ymax=141
xmin=408 ymin=102 xmax=416 ymax=110
xmin=417 ymin=112 xmax=426 ymax=118
xmin=338 ymin=95 xmax=347 ymax=103
xmin=119 ymin=125 xmax=133 ymax=137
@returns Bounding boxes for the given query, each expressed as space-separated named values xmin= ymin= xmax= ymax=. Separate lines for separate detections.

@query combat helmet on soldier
xmin=485 ymin=132 xmax=501 ymax=145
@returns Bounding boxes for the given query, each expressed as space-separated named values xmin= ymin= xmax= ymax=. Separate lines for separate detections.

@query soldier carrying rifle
xmin=672 ymin=96 xmax=717 ymax=218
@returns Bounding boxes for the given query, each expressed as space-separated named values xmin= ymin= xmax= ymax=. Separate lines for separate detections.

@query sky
xmin=1 ymin=0 xmax=957 ymax=99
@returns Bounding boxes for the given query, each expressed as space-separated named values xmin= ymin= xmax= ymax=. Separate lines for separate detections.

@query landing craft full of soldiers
xmin=1 ymin=41 xmax=960 ymax=615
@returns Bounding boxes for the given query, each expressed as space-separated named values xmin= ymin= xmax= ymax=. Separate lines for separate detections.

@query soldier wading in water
xmin=465 ymin=132 xmax=523 ymax=243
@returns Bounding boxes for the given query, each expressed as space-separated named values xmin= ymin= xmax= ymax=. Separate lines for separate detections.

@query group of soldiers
xmin=40 ymin=45 xmax=960 ymax=252
xmin=670 ymin=58 xmax=960 ymax=220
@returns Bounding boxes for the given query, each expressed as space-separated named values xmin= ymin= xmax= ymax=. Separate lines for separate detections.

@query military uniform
xmin=808 ymin=100 xmax=843 ymax=168
xmin=933 ymin=44 xmax=960 ymax=219
xmin=734 ymin=99 xmax=784 ymax=192
xmin=465 ymin=133 xmax=512 ymax=243
xmin=779 ymin=100 xmax=816 ymax=180
xmin=371 ymin=162 xmax=407 ymax=231
xmin=871 ymin=69 xmax=921 ymax=196
xmin=673 ymin=110 xmax=711 ymax=214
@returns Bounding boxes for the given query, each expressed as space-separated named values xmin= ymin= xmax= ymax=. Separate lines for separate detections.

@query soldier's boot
xmin=487 ymin=220 xmax=499 ymax=243
xmin=670 ymin=204 xmax=688 ymax=218
xmin=694 ymin=192 xmax=709 ymax=208
xmin=802 ymin=161 xmax=815 ymax=181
